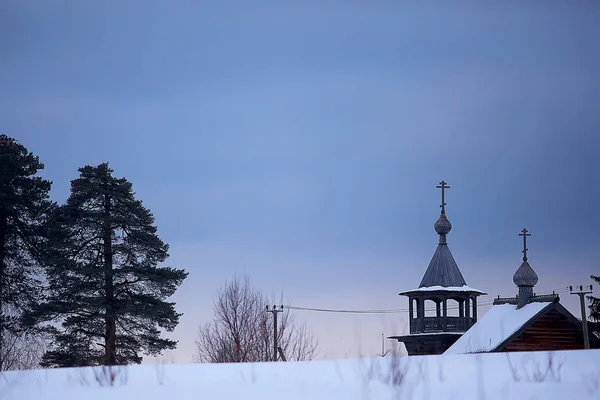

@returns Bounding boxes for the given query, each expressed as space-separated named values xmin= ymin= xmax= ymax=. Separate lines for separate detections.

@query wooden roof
xmin=419 ymin=243 xmax=467 ymax=288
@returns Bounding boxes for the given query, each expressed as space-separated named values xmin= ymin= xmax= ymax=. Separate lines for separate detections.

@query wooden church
xmin=391 ymin=180 xmax=600 ymax=356
xmin=389 ymin=181 xmax=486 ymax=355
xmin=445 ymin=229 xmax=600 ymax=354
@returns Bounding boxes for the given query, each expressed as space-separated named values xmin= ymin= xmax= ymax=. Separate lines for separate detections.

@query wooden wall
xmin=500 ymin=308 xmax=599 ymax=352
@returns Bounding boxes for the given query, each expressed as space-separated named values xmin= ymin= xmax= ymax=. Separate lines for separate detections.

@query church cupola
xmin=493 ymin=229 xmax=558 ymax=307
xmin=513 ymin=229 xmax=539 ymax=308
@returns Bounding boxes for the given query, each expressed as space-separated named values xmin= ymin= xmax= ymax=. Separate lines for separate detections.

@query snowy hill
xmin=2 ymin=350 xmax=600 ymax=400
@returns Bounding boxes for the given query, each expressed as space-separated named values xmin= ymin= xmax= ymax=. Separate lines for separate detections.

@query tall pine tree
xmin=29 ymin=163 xmax=187 ymax=367
xmin=588 ymin=275 xmax=600 ymax=339
xmin=0 ymin=135 xmax=54 ymax=370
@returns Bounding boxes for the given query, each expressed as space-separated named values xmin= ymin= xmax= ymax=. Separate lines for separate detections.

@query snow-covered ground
xmin=2 ymin=350 xmax=600 ymax=400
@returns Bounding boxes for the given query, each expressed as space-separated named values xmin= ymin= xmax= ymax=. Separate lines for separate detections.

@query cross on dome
xmin=436 ymin=180 xmax=450 ymax=215
xmin=519 ymin=228 xmax=531 ymax=261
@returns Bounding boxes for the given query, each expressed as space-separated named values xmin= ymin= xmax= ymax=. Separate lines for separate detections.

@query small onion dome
xmin=434 ymin=213 xmax=452 ymax=235
xmin=513 ymin=260 xmax=538 ymax=287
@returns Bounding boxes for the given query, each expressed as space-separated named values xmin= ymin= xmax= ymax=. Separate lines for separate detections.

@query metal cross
xmin=436 ymin=180 xmax=450 ymax=214
xmin=519 ymin=228 xmax=531 ymax=261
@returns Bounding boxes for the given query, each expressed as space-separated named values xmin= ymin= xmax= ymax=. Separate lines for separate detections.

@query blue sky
xmin=2 ymin=1 xmax=599 ymax=361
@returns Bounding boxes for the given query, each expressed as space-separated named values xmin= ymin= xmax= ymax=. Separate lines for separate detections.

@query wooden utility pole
xmin=266 ymin=305 xmax=283 ymax=361
xmin=378 ymin=333 xmax=390 ymax=357
xmin=277 ymin=346 xmax=287 ymax=361
xmin=570 ymin=284 xmax=593 ymax=349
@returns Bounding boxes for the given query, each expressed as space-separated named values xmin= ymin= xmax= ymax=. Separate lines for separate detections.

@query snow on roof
xmin=444 ymin=302 xmax=552 ymax=354
xmin=397 ymin=331 xmax=464 ymax=336
xmin=400 ymin=285 xmax=487 ymax=295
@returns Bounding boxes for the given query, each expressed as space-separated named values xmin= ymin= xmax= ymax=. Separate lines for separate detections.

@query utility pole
xmin=377 ymin=333 xmax=390 ymax=357
xmin=277 ymin=346 xmax=287 ymax=361
xmin=266 ymin=305 xmax=284 ymax=361
xmin=570 ymin=284 xmax=593 ymax=349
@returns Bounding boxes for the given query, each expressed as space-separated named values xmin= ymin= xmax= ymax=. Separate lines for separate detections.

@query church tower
xmin=390 ymin=181 xmax=486 ymax=355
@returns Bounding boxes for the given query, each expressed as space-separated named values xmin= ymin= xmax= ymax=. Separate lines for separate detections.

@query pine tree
xmin=588 ymin=275 xmax=600 ymax=339
xmin=0 ymin=135 xmax=54 ymax=370
xmin=28 ymin=163 xmax=187 ymax=367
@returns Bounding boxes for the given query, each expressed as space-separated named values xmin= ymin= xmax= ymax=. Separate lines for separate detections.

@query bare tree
xmin=0 ymin=307 xmax=45 ymax=371
xmin=195 ymin=275 xmax=318 ymax=363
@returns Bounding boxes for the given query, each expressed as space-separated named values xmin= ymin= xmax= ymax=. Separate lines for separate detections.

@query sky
xmin=1 ymin=1 xmax=599 ymax=363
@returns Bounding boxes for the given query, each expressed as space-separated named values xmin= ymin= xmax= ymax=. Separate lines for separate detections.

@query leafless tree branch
xmin=1 ymin=308 xmax=46 ymax=371
xmin=195 ymin=274 xmax=318 ymax=363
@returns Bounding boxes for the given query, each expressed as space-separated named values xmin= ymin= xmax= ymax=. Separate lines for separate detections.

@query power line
xmin=536 ymin=286 xmax=570 ymax=295
xmin=286 ymin=305 xmax=407 ymax=314
xmin=287 ymin=301 xmax=496 ymax=315
xmin=285 ymin=286 xmax=571 ymax=315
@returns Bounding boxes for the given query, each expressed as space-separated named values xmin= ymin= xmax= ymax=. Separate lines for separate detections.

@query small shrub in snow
xmin=92 ymin=365 xmax=127 ymax=387
xmin=363 ymin=351 xmax=410 ymax=388
xmin=505 ymin=351 xmax=563 ymax=383
xmin=582 ymin=370 xmax=600 ymax=394
xmin=155 ymin=361 xmax=167 ymax=385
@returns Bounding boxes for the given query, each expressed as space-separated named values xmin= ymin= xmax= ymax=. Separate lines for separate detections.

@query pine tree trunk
xmin=103 ymin=193 xmax=116 ymax=366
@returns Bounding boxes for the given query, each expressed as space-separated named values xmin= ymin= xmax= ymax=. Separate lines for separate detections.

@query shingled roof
xmin=419 ymin=243 xmax=467 ymax=288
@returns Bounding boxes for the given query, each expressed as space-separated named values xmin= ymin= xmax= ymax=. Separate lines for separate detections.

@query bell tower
xmin=390 ymin=181 xmax=486 ymax=355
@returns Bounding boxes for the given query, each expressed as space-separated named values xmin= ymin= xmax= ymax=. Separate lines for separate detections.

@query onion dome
xmin=434 ymin=213 xmax=452 ymax=235
xmin=513 ymin=260 xmax=538 ymax=287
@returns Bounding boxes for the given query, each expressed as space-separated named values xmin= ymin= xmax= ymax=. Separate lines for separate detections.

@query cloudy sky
xmin=2 ymin=1 xmax=599 ymax=362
